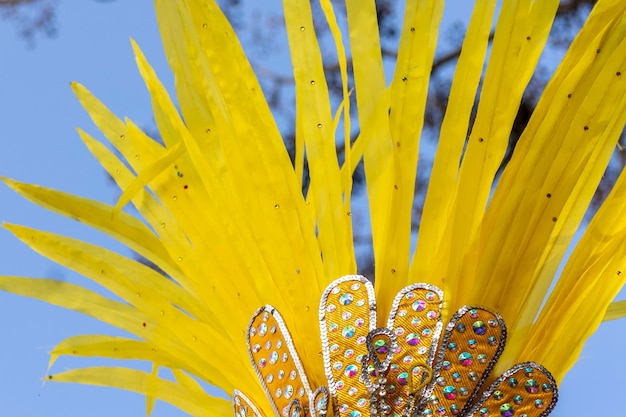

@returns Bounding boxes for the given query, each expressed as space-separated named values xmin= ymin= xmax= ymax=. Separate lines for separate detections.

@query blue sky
xmin=0 ymin=1 xmax=624 ymax=416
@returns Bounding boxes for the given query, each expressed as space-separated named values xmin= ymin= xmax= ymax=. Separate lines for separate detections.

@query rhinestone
xmin=342 ymin=311 xmax=352 ymax=320
xmin=469 ymin=309 xmax=479 ymax=318
xmin=339 ymin=404 xmax=348 ymax=413
xmin=442 ymin=361 xmax=452 ymax=371
xmin=443 ymin=386 xmax=457 ymax=400
xmin=342 ymin=326 xmax=356 ymax=338
xmin=436 ymin=377 xmax=446 ymax=386
xmin=258 ymin=358 xmax=267 ymax=368
xmin=262 ymin=311 xmax=270 ymax=321
xmin=345 ymin=349 xmax=354 ymax=358
xmin=508 ymin=378 xmax=518 ymax=388
xmin=430 ymin=395 xmax=439 ymax=404
xmin=525 ymin=380 xmax=539 ymax=394
xmin=395 ymin=327 xmax=405 ymax=336
xmin=425 ymin=291 xmax=436 ymax=301
xmin=472 ymin=321 xmax=487 ymax=335
xmin=356 ymin=299 xmax=365 ymax=307
xmin=335 ymin=381 xmax=345 ymax=390
xmin=266 ymin=374 xmax=274 ymax=384
xmin=468 ymin=339 xmax=477 ymax=349
xmin=357 ymin=336 xmax=366 ymax=344
xmin=422 ymin=328 xmax=433 ymax=337
xmin=412 ymin=300 xmax=427 ymax=311
xmin=406 ymin=292 xmax=416 ymax=300
xmin=265 ymin=341 xmax=272 ymax=350
xmin=327 ymin=304 xmax=337 ymax=313
xmin=403 ymin=355 xmax=414 ymax=364
xmin=468 ymin=371 xmax=478 ymax=381
xmin=275 ymin=387 xmax=282 ymax=398
xmin=448 ymin=342 xmax=458 ymax=352
xmin=406 ymin=333 xmax=420 ymax=346
xmin=411 ymin=317 xmax=421 ymax=326
xmin=542 ymin=383 xmax=553 ymax=392
xmin=477 ymin=354 xmax=487 ymax=364
xmin=277 ymin=370 xmax=285 ymax=379
xmin=456 ymin=323 xmax=466 ymax=333
xmin=397 ymin=372 xmax=409 ymax=385
xmin=269 ymin=351 xmax=279 ymax=364
xmin=452 ymin=373 xmax=461 ymax=382
xmin=459 ymin=387 xmax=469 ymax=397
xmin=357 ymin=398 xmax=367 ymax=408
xmin=450 ymin=404 xmax=460 ymax=415
xmin=348 ymin=387 xmax=358 ymax=396
xmin=276 ymin=340 xmax=283 ymax=349
xmin=350 ymin=412 xmax=362 ymax=417
xmin=284 ymin=385 xmax=294 ymax=399
xmin=488 ymin=319 xmax=498 ymax=327
xmin=459 ymin=352 xmax=473 ymax=366
xmin=340 ymin=293 xmax=354 ymax=306
xmin=436 ymin=406 xmax=446 ymax=415
xmin=289 ymin=370 xmax=297 ymax=380
xmin=249 ymin=326 xmax=256 ymax=336
xmin=499 ymin=404 xmax=514 ymax=417
xmin=258 ymin=323 xmax=268 ymax=336
xmin=535 ymin=399 xmax=544 ymax=409
xmin=525 ymin=367 xmax=534 ymax=377
xmin=418 ymin=346 xmax=428 ymax=355
xmin=375 ymin=339 xmax=389 ymax=354
xmin=282 ymin=352 xmax=289 ymax=362
xmin=299 ymin=388 xmax=305 ymax=397
xmin=493 ymin=390 xmax=504 ymax=400
xmin=333 ymin=361 xmax=343 ymax=371
xmin=488 ymin=336 xmax=497 ymax=346
xmin=330 ymin=344 xmax=340 ymax=353
xmin=514 ymin=395 xmax=523 ymax=405
xmin=252 ymin=344 xmax=261 ymax=353
xmin=427 ymin=310 xmax=438 ymax=319
xmin=332 ymin=287 xmax=341 ymax=294
xmin=355 ymin=318 xmax=365 ymax=327
xmin=329 ymin=323 xmax=339 ymax=332
xmin=480 ymin=408 xmax=489 ymax=417
xmin=345 ymin=364 xmax=358 ymax=378
xmin=270 ymin=325 xmax=277 ymax=334
xmin=351 ymin=283 xmax=361 ymax=290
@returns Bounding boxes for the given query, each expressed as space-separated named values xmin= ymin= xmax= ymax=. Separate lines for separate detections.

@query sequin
xmin=258 ymin=323 xmax=268 ymax=336
xmin=525 ymin=380 xmax=539 ymax=394
xmin=459 ymin=352 xmax=473 ymax=366
xmin=340 ymin=293 xmax=354 ymax=306
xmin=499 ymin=404 xmax=514 ymax=417
xmin=397 ymin=372 xmax=409 ymax=385
xmin=443 ymin=386 xmax=457 ymax=400
xmin=412 ymin=300 xmax=427 ymax=311
xmin=344 ymin=364 xmax=358 ymax=378
xmin=342 ymin=326 xmax=356 ymax=338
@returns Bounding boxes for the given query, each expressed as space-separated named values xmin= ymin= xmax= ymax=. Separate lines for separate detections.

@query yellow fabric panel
xmin=282 ymin=0 xmax=355 ymax=280
xmin=604 ymin=300 xmax=626 ymax=322
xmin=411 ymin=0 xmax=496 ymax=290
xmin=371 ymin=0 xmax=444 ymax=321
xmin=440 ymin=0 xmax=560 ymax=311
xmin=49 ymin=367 xmax=232 ymax=417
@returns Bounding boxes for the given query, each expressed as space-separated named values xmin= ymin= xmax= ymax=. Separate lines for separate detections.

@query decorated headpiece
xmin=235 ymin=276 xmax=557 ymax=417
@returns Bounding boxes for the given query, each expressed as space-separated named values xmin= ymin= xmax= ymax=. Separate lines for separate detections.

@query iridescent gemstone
xmin=398 ymin=309 xmax=407 ymax=317
xmin=367 ymin=364 xmax=377 ymax=376
xmin=345 ymin=349 xmax=354 ymax=358
xmin=488 ymin=319 xmax=498 ymax=327
xmin=448 ymin=342 xmax=458 ymax=352
xmin=258 ymin=323 xmax=268 ymax=336
xmin=436 ymin=406 xmax=446 ymax=415
xmin=480 ymin=408 xmax=489 ymax=417
xmin=269 ymin=351 xmax=279 ymax=364
xmin=284 ymin=385 xmax=294 ymax=399
xmin=357 ymin=398 xmax=367 ymax=408
xmin=333 ymin=361 xmax=343 ymax=371
xmin=397 ymin=372 xmax=409 ymax=385
xmin=342 ymin=326 xmax=356 ymax=338
xmin=456 ymin=323 xmax=466 ymax=333
xmin=411 ymin=366 xmax=422 ymax=376
xmin=332 ymin=287 xmax=341 ymax=294
xmin=265 ymin=341 xmax=272 ymax=350
xmin=282 ymin=352 xmax=289 ymax=362
xmin=338 ymin=404 xmax=348 ymax=413
xmin=542 ymin=383 xmax=553 ymax=392
xmin=525 ymin=380 xmax=539 ymax=394
xmin=469 ymin=309 xmax=479 ymax=318
xmin=394 ymin=397 xmax=404 ymax=406
xmin=289 ymin=370 xmax=297 ymax=380
xmin=339 ymin=293 xmax=354 ymax=306
xmin=443 ymin=361 xmax=452 ymax=371
xmin=277 ymin=370 xmax=285 ymax=379
xmin=403 ymin=355 xmax=414 ymax=364
xmin=477 ymin=354 xmax=487 ymax=364
xmin=275 ymin=387 xmax=282 ymax=398
xmin=356 ymin=354 xmax=364 ymax=362
xmin=276 ymin=340 xmax=283 ymax=349
xmin=350 ymin=411 xmax=362 ymax=417
xmin=342 ymin=311 xmax=352 ymax=320
xmin=327 ymin=304 xmax=336 ymax=313
xmin=348 ymin=387 xmax=358 ymax=396
xmin=430 ymin=395 xmax=439 ymax=404
xmin=356 ymin=299 xmax=365 ymax=307
xmin=525 ymin=367 xmax=534 ymax=377
xmin=426 ymin=291 xmax=436 ymax=301
xmin=375 ymin=339 xmax=389 ymax=354
xmin=406 ymin=291 xmax=416 ymax=300
xmin=507 ymin=377 xmax=518 ymax=388
xmin=472 ymin=321 xmax=487 ymax=335
xmin=452 ymin=373 xmax=461 ymax=382
xmin=266 ymin=374 xmax=274 ymax=384
xmin=355 ymin=318 xmax=365 ymax=327
xmin=395 ymin=327 xmax=405 ymax=336
xmin=499 ymin=403 xmax=514 ymax=417
xmin=262 ymin=311 xmax=270 ymax=321
xmin=413 ymin=300 xmax=427 ymax=311
xmin=316 ymin=395 xmax=328 ymax=411
xmin=391 ymin=363 xmax=400 ymax=372
xmin=450 ymin=404 xmax=460 ymax=415
xmin=514 ymin=395 xmax=523 ymax=405
xmin=459 ymin=387 xmax=469 ymax=397
xmin=459 ymin=352 xmax=473 ymax=366
xmin=330 ymin=344 xmax=340 ymax=353
xmin=468 ymin=339 xmax=478 ymax=349
xmin=252 ymin=344 xmax=261 ymax=353
xmin=335 ymin=381 xmax=345 ymax=390
xmin=411 ymin=317 xmax=422 ymax=326
xmin=427 ymin=311 xmax=438 ymax=319
xmin=423 ymin=410 xmax=433 ymax=415
xmin=443 ymin=386 xmax=457 ymax=400
xmin=299 ymin=388 xmax=305 ymax=397
xmin=469 ymin=371 xmax=478 ymax=381
xmin=406 ymin=333 xmax=420 ymax=346
xmin=344 ymin=364 xmax=358 ymax=378
xmin=488 ymin=336 xmax=497 ymax=346
xmin=351 ymin=283 xmax=361 ymax=291
xmin=535 ymin=399 xmax=544 ymax=409
xmin=329 ymin=323 xmax=339 ymax=333
xmin=493 ymin=390 xmax=504 ymax=400
xmin=357 ymin=336 xmax=366 ymax=344
xmin=258 ymin=358 xmax=267 ymax=368
xmin=249 ymin=326 xmax=257 ymax=336
xmin=422 ymin=328 xmax=433 ymax=337
xmin=436 ymin=377 xmax=446 ymax=386
xmin=418 ymin=347 xmax=428 ymax=354
xmin=270 ymin=325 xmax=277 ymax=334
